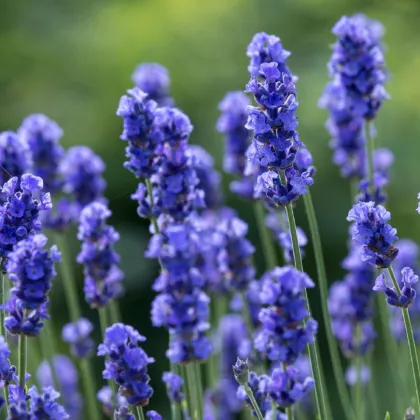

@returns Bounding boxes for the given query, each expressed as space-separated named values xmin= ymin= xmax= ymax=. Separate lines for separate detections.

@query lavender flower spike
xmin=0 ymin=131 xmax=31 ymax=185
xmin=374 ymin=267 xmax=418 ymax=308
xmin=77 ymin=202 xmax=124 ymax=308
xmin=0 ymin=174 xmax=52 ymax=263
xmin=132 ymin=63 xmax=173 ymax=107
xmin=5 ymin=233 xmax=60 ymax=337
xmin=347 ymin=201 xmax=399 ymax=268
xmin=18 ymin=114 xmax=65 ymax=194
xmin=62 ymin=318 xmax=94 ymax=358
xmin=98 ymin=323 xmax=155 ymax=406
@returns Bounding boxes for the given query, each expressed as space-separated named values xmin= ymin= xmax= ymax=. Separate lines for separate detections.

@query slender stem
xmin=354 ymin=357 xmax=363 ymax=420
xmin=194 ymin=363 xmax=204 ymax=420
xmin=54 ymin=233 xmax=82 ymax=320
xmin=366 ymin=354 xmax=379 ymax=420
xmin=244 ymin=385 xmax=265 ymax=420
xmin=79 ymin=358 xmax=101 ymax=420
xmin=253 ymin=202 xmax=277 ymax=270
xmin=185 ymin=364 xmax=198 ymax=420
xmin=182 ymin=403 xmax=191 ymax=420
xmin=98 ymin=307 xmax=108 ymax=337
xmin=145 ymin=179 xmax=160 ymax=234
xmin=18 ymin=334 xmax=27 ymax=388
xmin=0 ymin=273 xmax=5 ymax=338
xmin=3 ymin=386 xmax=9 ymax=413
xmin=109 ymin=300 xmax=121 ymax=324
xmin=388 ymin=266 xmax=420 ymax=413
xmin=303 ymin=192 xmax=355 ymax=420
xmin=136 ymin=406 xmax=145 ymax=420
xmin=286 ymin=406 xmax=293 ymax=420
xmin=182 ymin=365 xmax=193 ymax=419
xmin=365 ymin=120 xmax=375 ymax=188
xmin=240 ymin=293 xmax=255 ymax=341
xmin=282 ymin=195 xmax=328 ymax=420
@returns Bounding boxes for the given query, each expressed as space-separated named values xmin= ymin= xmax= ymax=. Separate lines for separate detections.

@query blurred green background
xmin=1 ymin=0 xmax=420 ymax=418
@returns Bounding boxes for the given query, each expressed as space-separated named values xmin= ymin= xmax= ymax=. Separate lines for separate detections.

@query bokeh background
xmin=1 ymin=0 xmax=420 ymax=418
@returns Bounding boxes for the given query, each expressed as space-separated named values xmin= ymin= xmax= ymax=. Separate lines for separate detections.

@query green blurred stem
xmin=3 ymin=385 xmax=9 ymax=413
xmin=303 ymin=192 xmax=355 ymax=420
xmin=184 ymin=364 xmax=199 ymax=420
xmin=365 ymin=120 xmax=375 ymax=188
xmin=145 ymin=179 xmax=160 ymax=234
xmin=136 ymin=406 xmax=145 ymax=420
xmin=109 ymin=300 xmax=121 ymax=324
xmin=54 ymin=234 xmax=82 ymax=320
xmin=18 ymin=334 xmax=27 ymax=388
xmin=280 ymin=171 xmax=328 ymax=420
xmin=253 ymin=202 xmax=276 ymax=269
xmin=354 ymin=326 xmax=363 ymax=420
xmin=194 ymin=363 xmax=204 ymax=420
xmin=40 ymin=323 xmax=60 ymax=388
xmin=54 ymin=233 xmax=101 ymax=420
xmin=388 ymin=266 xmax=420 ymax=413
xmin=243 ymin=384 xmax=265 ymax=420
xmin=99 ymin=307 xmax=108 ymax=337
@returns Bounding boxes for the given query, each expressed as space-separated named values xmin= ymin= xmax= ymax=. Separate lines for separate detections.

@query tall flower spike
xmin=374 ymin=267 xmax=418 ymax=308
xmin=77 ymin=202 xmax=124 ymax=308
xmin=132 ymin=63 xmax=173 ymax=107
xmin=389 ymin=240 xmax=420 ymax=341
xmin=117 ymin=88 xmax=161 ymax=179
xmin=37 ymin=355 xmax=83 ymax=419
xmin=28 ymin=386 xmax=69 ymax=419
xmin=162 ymin=372 xmax=184 ymax=406
xmin=328 ymin=14 xmax=388 ymax=119
xmin=59 ymin=146 xmax=106 ymax=210
xmin=62 ymin=318 xmax=94 ymax=358
xmin=98 ymin=323 xmax=155 ymax=406
xmin=255 ymin=267 xmax=318 ymax=364
xmin=18 ymin=114 xmax=65 ymax=194
xmin=217 ymin=91 xmax=255 ymax=199
xmin=0 ymin=174 xmax=52 ymax=263
xmin=347 ymin=201 xmax=399 ymax=268
xmin=0 ymin=335 xmax=17 ymax=388
xmin=268 ymin=366 xmax=314 ymax=408
xmin=186 ymin=145 xmax=222 ymax=209
xmin=0 ymin=131 xmax=31 ymax=185
xmin=5 ymin=234 xmax=60 ymax=337
xmin=245 ymin=56 xmax=314 ymax=206
xmin=328 ymin=242 xmax=376 ymax=357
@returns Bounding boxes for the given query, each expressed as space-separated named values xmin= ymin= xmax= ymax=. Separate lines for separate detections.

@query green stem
xmin=281 ymin=189 xmax=328 ymax=420
xmin=18 ymin=334 xmax=27 ymax=388
xmin=303 ymin=192 xmax=355 ymax=420
xmin=354 ymin=357 xmax=363 ymax=420
xmin=253 ymin=202 xmax=276 ymax=270
xmin=388 ymin=266 xmax=420 ymax=413
xmin=365 ymin=120 xmax=375 ymax=188
xmin=185 ymin=364 xmax=199 ymax=420
xmin=194 ymin=363 xmax=204 ymax=420
xmin=54 ymin=233 xmax=82 ymax=320
xmin=182 ymin=365 xmax=193 ymax=418
xmin=136 ymin=406 xmax=145 ymax=420
xmin=366 ymin=354 xmax=379 ymax=420
xmin=109 ymin=300 xmax=121 ymax=324
xmin=244 ymin=384 xmax=265 ymax=420
xmin=98 ymin=307 xmax=108 ymax=337
xmin=79 ymin=358 xmax=101 ymax=420
xmin=145 ymin=179 xmax=160 ymax=234
xmin=3 ymin=386 xmax=9 ymax=413
xmin=286 ymin=406 xmax=293 ymax=420
xmin=0 ymin=273 xmax=5 ymax=338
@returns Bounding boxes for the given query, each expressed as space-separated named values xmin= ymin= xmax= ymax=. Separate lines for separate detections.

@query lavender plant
xmin=0 ymin=11 xmax=418 ymax=420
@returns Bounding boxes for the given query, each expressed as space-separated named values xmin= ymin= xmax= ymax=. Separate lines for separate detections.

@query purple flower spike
xmin=255 ymin=267 xmax=318 ymax=364
xmin=0 ymin=131 xmax=31 ymax=185
xmin=5 ymin=234 xmax=60 ymax=337
xmin=0 ymin=174 xmax=52 ymax=263
xmin=132 ymin=63 xmax=173 ymax=107
xmin=147 ymin=411 xmax=162 ymax=420
xmin=347 ymin=201 xmax=398 ymax=268
xmin=62 ymin=318 xmax=94 ymax=358
xmin=162 ymin=372 xmax=184 ymax=405
xmin=28 ymin=386 xmax=69 ymax=419
xmin=77 ymin=202 xmax=124 ymax=308
xmin=18 ymin=114 xmax=65 ymax=194
xmin=98 ymin=323 xmax=155 ymax=407
xmin=269 ymin=366 xmax=314 ymax=408
xmin=374 ymin=267 xmax=418 ymax=308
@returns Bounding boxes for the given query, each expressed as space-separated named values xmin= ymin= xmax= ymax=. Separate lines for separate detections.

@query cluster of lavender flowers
xmin=2 ymin=9 xmax=420 ymax=420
